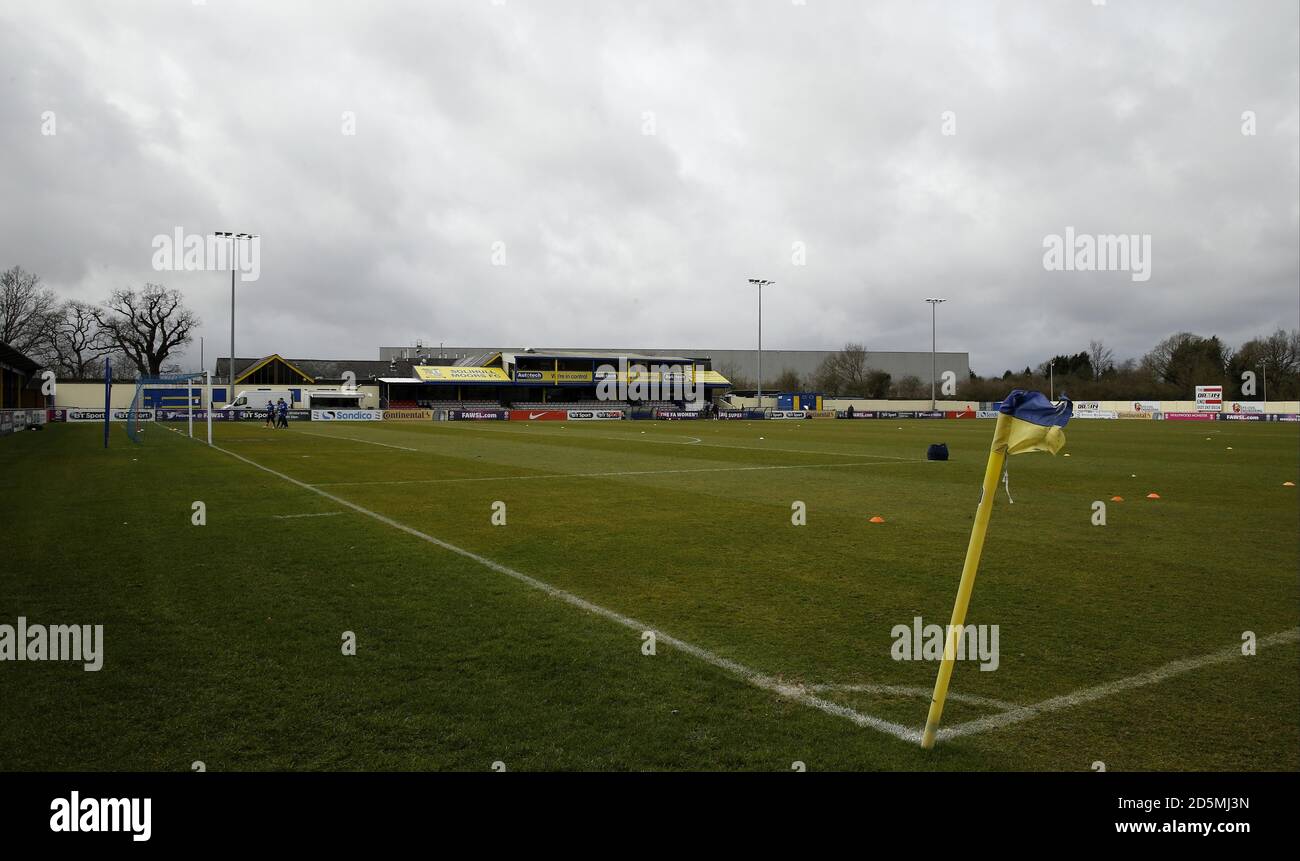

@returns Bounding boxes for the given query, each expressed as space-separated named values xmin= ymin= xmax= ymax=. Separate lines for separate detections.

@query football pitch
xmin=2 ymin=417 xmax=1297 ymax=771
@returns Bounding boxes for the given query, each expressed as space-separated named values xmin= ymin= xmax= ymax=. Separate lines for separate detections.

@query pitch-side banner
xmin=311 ymin=409 xmax=383 ymax=421
xmin=449 ymin=409 xmax=508 ymax=420
xmin=508 ymin=409 xmax=623 ymax=421
xmin=655 ymin=410 xmax=703 ymax=420
xmin=563 ymin=409 xmax=623 ymax=421
xmin=1074 ymin=409 xmax=1119 ymax=419
xmin=382 ymin=409 xmax=432 ymax=421
xmin=1163 ymin=412 xmax=1217 ymax=421
xmin=66 ymin=408 xmax=154 ymax=422
xmin=1196 ymin=385 xmax=1223 ymax=412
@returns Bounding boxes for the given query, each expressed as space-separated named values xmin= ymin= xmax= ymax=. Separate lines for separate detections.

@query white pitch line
xmin=937 ymin=627 xmax=1300 ymax=742
xmin=272 ymin=511 xmax=344 ymax=519
xmin=312 ymin=458 xmax=924 ymax=488
xmin=436 ymin=422 xmax=911 ymax=460
xmin=292 ymin=430 xmax=418 ymax=451
xmin=212 ymin=443 xmax=921 ymax=744
xmin=806 ymin=683 xmax=1022 ymax=713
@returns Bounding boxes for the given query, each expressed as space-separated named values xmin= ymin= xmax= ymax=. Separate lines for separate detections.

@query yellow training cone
xmin=1285 ymin=481 xmax=1296 ymax=487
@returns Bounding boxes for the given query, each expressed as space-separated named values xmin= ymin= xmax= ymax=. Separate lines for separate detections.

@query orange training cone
xmin=1146 ymin=492 xmax=1160 ymax=499
xmin=1111 ymin=495 xmax=1124 ymax=502
xmin=869 ymin=516 xmax=886 ymax=523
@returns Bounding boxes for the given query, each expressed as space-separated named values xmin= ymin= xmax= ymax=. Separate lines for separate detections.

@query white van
xmin=220 ymin=389 xmax=298 ymax=412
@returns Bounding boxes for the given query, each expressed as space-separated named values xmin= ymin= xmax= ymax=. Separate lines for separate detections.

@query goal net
xmin=126 ymin=372 xmax=206 ymax=444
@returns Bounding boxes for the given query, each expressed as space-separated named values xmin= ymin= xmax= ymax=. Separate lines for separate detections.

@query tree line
xmin=0 ymin=266 xmax=198 ymax=380
xmin=722 ymin=332 xmax=1300 ymax=401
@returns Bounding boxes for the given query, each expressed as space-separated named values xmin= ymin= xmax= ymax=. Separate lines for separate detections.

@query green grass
xmin=1 ymin=416 xmax=1296 ymax=771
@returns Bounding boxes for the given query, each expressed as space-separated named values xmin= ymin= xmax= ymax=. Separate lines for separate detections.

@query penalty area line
xmin=211 ymin=443 xmax=921 ymax=745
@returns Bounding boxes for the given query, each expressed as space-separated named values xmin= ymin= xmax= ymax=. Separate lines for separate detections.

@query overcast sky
xmin=2 ymin=0 xmax=1297 ymax=376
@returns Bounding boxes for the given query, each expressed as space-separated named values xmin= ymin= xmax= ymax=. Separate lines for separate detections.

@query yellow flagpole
xmin=921 ymin=412 xmax=1011 ymax=749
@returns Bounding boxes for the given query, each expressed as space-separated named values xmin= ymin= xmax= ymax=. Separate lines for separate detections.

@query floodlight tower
xmin=748 ymin=279 xmax=774 ymax=408
xmin=215 ymin=231 xmax=258 ymax=403
xmin=924 ymin=298 xmax=946 ymax=410
xmin=1049 ymin=359 xmax=1056 ymax=402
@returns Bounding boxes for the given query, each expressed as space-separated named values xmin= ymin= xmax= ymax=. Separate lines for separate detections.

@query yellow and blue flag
xmin=995 ymin=390 xmax=1072 ymax=455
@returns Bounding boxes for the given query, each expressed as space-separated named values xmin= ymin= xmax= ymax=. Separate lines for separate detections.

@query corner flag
xmin=920 ymin=390 xmax=1072 ymax=749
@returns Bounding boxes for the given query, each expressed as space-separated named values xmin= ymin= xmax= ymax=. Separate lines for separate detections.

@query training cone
xmin=869 ymin=516 xmax=886 ymax=523
xmin=1146 ymin=492 xmax=1160 ymax=499
xmin=1284 ymin=481 xmax=1296 ymax=487
xmin=1111 ymin=495 xmax=1124 ymax=502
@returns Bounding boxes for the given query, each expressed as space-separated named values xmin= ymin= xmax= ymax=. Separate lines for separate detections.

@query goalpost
xmin=125 ymin=372 xmax=206 ymax=444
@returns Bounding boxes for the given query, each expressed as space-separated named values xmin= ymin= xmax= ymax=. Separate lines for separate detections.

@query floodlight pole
xmin=925 ymin=298 xmax=946 ymax=410
xmin=1049 ymin=360 xmax=1056 ymax=402
xmin=1261 ymin=358 xmax=1269 ymax=406
xmin=205 ymin=371 xmax=213 ymax=446
xmin=749 ymin=279 xmax=773 ymax=409
xmin=217 ymin=231 xmax=257 ymax=405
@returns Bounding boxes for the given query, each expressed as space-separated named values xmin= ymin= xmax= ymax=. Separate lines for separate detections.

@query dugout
xmin=0 ymin=341 xmax=44 ymax=409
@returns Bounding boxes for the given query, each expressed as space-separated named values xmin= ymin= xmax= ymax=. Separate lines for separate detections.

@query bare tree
xmin=1088 ymin=339 xmax=1115 ymax=379
xmin=813 ymin=342 xmax=871 ymax=394
xmin=0 ymin=266 xmax=59 ymax=357
xmin=772 ymin=367 xmax=803 ymax=392
xmin=891 ymin=375 xmax=926 ymax=398
xmin=94 ymin=284 xmax=199 ymax=377
xmin=50 ymin=300 xmax=115 ymax=379
xmin=717 ymin=360 xmax=752 ymax=391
